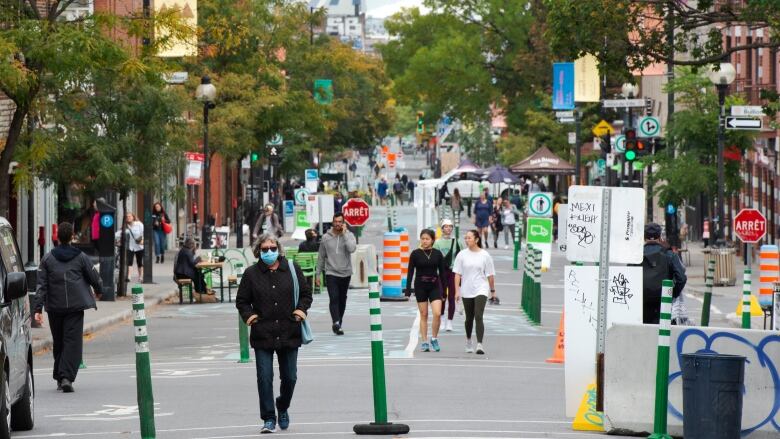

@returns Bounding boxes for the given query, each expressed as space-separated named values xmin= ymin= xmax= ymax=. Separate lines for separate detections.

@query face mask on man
xmin=261 ymin=249 xmax=279 ymax=265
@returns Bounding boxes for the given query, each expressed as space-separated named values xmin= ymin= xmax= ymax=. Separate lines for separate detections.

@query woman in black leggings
xmin=453 ymin=230 xmax=496 ymax=355
xmin=405 ymin=229 xmax=447 ymax=352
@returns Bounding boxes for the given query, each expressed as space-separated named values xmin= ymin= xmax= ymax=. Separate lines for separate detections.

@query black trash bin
xmin=681 ymin=353 xmax=746 ymax=439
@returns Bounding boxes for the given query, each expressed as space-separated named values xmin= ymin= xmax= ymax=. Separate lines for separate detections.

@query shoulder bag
xmin=288 ymin=259 xmax=314 ymax=344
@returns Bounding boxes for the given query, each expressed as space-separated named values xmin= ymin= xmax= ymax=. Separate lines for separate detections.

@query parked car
xmin=0 ymin=217 xmax=34 ymax=437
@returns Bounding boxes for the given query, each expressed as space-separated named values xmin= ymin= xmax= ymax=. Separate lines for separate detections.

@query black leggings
xmin=326 ymin=275 xmax=351 ymax=325
xmin=462 ymin=295 xmax=487 ymax=343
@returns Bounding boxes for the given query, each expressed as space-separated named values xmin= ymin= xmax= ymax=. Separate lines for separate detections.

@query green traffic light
xmin=251 ymin=152 xmax=259 ymax=161
xmin=625 ymin=150 xmax=636 ymax=161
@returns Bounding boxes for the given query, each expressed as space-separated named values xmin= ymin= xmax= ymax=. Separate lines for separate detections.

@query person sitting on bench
xmin=174 ymin=238 xmax=206 ymax=294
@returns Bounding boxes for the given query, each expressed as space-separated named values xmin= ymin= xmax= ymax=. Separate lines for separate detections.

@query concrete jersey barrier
xmin=604 ymin=323 xmax=780 ymax=438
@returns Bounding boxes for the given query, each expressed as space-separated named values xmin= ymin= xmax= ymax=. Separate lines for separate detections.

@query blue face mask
xmin=261 ymin=250 xmax=279 ymax=265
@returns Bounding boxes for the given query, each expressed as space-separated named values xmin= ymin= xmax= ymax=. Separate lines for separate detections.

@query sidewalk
xmin=32 ymin=254 xmax=180 ymax=353
xmin=677 ymin=241 xmax=773 ymax=329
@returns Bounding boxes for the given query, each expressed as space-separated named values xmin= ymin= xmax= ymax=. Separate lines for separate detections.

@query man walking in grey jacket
xmin=318 ymin=213 xmax=357 ymax=335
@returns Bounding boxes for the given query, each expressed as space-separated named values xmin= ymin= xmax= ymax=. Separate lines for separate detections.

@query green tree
xmin=0 ymin=0 xmax=191 ymax=217
xmin=652 ymin=68 xmax=754 ymax=207
xmin=546 ymin=0 xmax=780 ymax=74
xmin=379 ymin=0 xmax=552 ymax=131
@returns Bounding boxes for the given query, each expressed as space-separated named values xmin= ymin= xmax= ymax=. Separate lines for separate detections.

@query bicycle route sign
xmin=638 ymin=116 xmax=661 ymax=138
xmin=528 ymin=192 xmax=553 ymax=217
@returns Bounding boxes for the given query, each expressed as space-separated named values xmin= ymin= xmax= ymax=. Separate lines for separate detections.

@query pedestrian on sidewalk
xmin=499 ymin=198 xmax=519 ymax=251
xmin=489 ymin=197 xmax=504 ymax=249
xmin=449 ymin=188 xmax=463 ymax=218
xmin=642 ymin=223 xmax=687 ymax=324
xmin=34 ymin=222 xmax=102 ymax=393
xmin=702 ymin=217 xmax=710 ymax=248
xmin=473 ymin=193 xmax=492 ymax=248
xmin=453 ymin=230 xmax=496 ymax=355
xmin=236 ymin=233 xmax=312 ymax=434
xmin=433 ymin=219 xmax=462 ymax=331
xmin=405 ymin=229 xmax=447 ymax=352
xmin=318 ymin=213 xmax=357 ymax=335
xmin=253 ymin=204 xmax=283 ymax=240
xmin=121 ymin=213 xmax=145 ymax=283
xmin=151 ymin=202 xmax=170 ymax=264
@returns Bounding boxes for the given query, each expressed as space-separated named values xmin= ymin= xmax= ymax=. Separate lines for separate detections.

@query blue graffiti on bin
xmin=666 ymin=328 xmax=780 ymax=435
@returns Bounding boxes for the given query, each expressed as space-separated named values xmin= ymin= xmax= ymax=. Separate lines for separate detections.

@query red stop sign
xmin=733 ymin=209 xmax=766 ymax=243
xmin=342 ymin=198 xmax=371 ymax=227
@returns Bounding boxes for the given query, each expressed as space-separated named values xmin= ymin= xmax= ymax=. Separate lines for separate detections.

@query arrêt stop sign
xmin=342 ymin=198 xmax=371 ymax=227
xmin=733 ymin=209 xmax=766 ymax=243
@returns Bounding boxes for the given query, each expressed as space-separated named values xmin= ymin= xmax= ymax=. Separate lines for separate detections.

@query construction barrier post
xmin=742 ymin=268 xmax=752 ymax=329
xmin=701 ymin=259 xmax=715 ymax=326
xmin=513 ymin=224 xmax=520 ymax=271
xmin=353 ymin=275 xmax=410 ymax=435
xmin=759 ymin=244 xmax=779 ymax=308
xmin=648 ymin=280 xmax=673 ymax=439
xmin=533 ymin=248 xmax=542 ymax=325
xmin=132 ymin=286 xmax=156 ymax=439
xmin=238 ymin=314 xmax=250 ymax=363
xmin=381 ymin=232 xmax=406 ymax=301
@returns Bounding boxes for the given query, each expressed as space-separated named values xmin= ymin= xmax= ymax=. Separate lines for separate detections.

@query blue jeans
xmin=153 ymin=229 xmax=166 ymax=256
xmin=255 ymin=348 xmax=298 ymax=422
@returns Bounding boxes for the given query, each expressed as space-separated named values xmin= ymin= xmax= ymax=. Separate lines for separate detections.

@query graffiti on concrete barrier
xmin=667 ymin=328 xmax=780 ymax=435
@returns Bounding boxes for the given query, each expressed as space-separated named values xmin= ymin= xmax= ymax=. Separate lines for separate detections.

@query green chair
xmin=295 ymin=252 xmax=319 ymax=293
xmin=285 ymin=247 xmax=299 ymax=261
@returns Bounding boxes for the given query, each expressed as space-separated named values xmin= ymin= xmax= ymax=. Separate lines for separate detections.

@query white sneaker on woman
xmin=476 ymin=343 xmax=485 ymax=355
xmin=465 ymin=339 xmax=474 ymax=353
xmin=445 ymin=320 xmax=453 ymax=332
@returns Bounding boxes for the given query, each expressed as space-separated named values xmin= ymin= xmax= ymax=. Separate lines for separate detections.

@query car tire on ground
xmin=11 ymin=359 xmax=34 ymax=431
xmin=0 ymin=366 xmax=10 ymax=439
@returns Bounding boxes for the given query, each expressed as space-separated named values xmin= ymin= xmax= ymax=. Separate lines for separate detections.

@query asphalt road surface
xmin=25 ymin=206 xmax=643 ymax=439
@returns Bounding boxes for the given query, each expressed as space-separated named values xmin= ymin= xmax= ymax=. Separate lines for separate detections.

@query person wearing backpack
xmin=642 ymin=223 xmax=687 ymax=324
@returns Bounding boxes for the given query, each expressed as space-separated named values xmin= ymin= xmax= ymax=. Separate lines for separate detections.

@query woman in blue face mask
xmin=235 ymin=233 xmax=313 ymax=434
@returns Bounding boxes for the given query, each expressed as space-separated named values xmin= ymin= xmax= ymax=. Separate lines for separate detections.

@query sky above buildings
xmin=367 ymin=0 xmax=427 ymax=18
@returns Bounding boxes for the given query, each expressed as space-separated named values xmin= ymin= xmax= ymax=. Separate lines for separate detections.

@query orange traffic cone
xmin=546 ymin=313 xmax=564 ymax=364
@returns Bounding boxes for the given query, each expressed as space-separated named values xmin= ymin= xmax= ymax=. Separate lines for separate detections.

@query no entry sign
xmin=342 ymin=198 xmax=370 ymax=227
xmin=733 ymin=209 xmax=766 ymax=243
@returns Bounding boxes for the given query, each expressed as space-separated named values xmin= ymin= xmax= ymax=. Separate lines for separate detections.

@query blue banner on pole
xmin=552 ymin=63 xmax=575 ymax=110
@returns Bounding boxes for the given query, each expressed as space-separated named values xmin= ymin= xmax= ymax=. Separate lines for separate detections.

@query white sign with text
xmin=564 ymin=265 xmax=643 ymax=416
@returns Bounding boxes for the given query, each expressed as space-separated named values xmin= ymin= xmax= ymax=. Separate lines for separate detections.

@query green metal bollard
xmin=648 ymin=280 xmax=674 ymax=439
xmin=512 ymin=225 xmax=520 ymax=271
xmin=533 ymin=248 xmax=542 ymax=325
xmin=132 ymin=286 xmax=156 ymax=439
xmin=701 ymin=259 xmax=715 ymax=326
xmin=353 ymin=275 xmax=410 ymax=435
xmin=79 ymin=360 xmax=86 ymax=369
xmin=741 ymin=268 xmax=752 ymax=329
xmin=238 ymin=314 xmax=250 ymax=363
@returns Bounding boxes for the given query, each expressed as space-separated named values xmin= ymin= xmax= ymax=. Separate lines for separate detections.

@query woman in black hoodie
xmin=34 ymin=222 xmax=102 ymax=393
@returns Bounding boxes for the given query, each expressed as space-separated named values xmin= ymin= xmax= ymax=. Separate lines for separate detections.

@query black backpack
xmin=642 ymin=249 xmax=671 ymax=300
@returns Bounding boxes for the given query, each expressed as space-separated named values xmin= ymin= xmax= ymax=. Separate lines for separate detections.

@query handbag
xmin=162 ymin=219 xmax=172 ymax=234
xmin=288 ymin=259 xmax=314 ymax=344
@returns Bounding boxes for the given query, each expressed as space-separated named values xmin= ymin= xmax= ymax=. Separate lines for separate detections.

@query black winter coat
xmin=35 ymin=245 xmax=101 ymax=313
xmin=174 ymin=247 xmax=198 ymax=280
xmin=235 ymin=257 xmax=313 ymax=350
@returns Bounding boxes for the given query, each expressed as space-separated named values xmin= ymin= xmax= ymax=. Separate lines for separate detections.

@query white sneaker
xmin=504 ymin=245 xmax=509 ymax=250
xmin=476 ymin=343 xmax=485 ymax=355
xmin=445 ymin=320 xmax=453 ymax=332
xmin=465 ymin=339 xmax=474 ymax=353
xmin=440 ymin=315 xmax=446 ymax=327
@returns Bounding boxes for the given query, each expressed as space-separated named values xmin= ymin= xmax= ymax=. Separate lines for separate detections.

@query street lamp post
xmin=196 ymin=76 xmax=217 ymax=249
xmin=708 ymin=63 xmax=736 ymax=245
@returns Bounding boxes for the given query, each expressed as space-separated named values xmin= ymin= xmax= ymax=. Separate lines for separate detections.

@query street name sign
xmin=556 ymin=111 xmax=574 ymax=119
xmin=602 ymin=98 xmax=646 ymax=108
xmin=559 ymin=117 xmax=575 ymax=123
xmin=731 ymin=106 xmax=764 ymax=117
xmin=528 ymin=192 xmax=553 ymax=217
xmin=638 ymin=116 xmax=661 ymax=138
xmin=342 ymin=198 xmax=370 ymax=227
xmin=726 ymin=117 xmax=763 ymax=130
xmin=733 ymin=209 xmax=766 ymax=243
xmin=592 ymin=120 xmax=614 ymax=137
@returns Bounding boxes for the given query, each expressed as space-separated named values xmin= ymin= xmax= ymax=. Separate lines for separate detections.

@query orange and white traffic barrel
xmin=382 ymin=232 xmax=402 ymax=298
xmin=399 ymin=229 xmax=410 ymax=290
xmin=759 ymin=244 xmax=778 ymax=307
